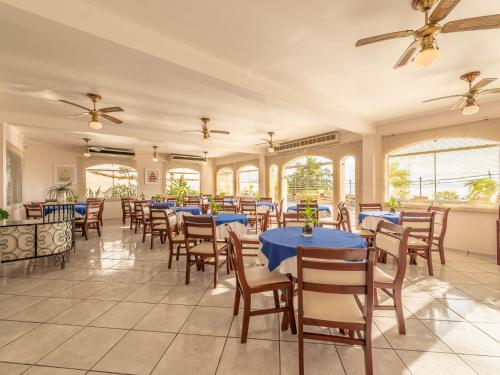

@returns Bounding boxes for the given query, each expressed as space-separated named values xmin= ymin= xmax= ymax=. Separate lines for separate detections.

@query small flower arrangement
xmin=210 ymin=197 xmax=221 ymax=215
xmin=300 ymin=197 xmax=318 ymax=236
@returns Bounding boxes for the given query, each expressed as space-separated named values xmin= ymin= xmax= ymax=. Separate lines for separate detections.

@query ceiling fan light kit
xmin=462 ymin=99 xmax=479 ymax=115
xmin=83 ymin=137 xmax=92 ymax=157
xmin=152 ymin=145 xmax=159 ymax=162
xmin=413 ymin=39 xmax=439 ymax=67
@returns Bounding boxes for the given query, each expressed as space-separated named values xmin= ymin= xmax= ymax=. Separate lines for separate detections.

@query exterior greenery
xmin=286 ymin=156 xmax=332 ymax=203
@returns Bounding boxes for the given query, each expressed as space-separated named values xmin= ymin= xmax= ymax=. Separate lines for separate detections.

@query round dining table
xmin=287 ymin=205 xmax=331 ymax=218
xmin=198 ymin=213 xmax=249 ymax=239
xmin=358 ymin=211 xmax=400 ymax=231
xmin=259 ymin=227 xmax=367 ymax=276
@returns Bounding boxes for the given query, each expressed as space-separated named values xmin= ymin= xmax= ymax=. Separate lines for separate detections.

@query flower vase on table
xmin=302 ymin=225 xmax=313 ymax=237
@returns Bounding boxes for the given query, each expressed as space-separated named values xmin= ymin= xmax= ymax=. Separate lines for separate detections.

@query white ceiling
xmin=1 ymin=0 xmax=499 ymax=156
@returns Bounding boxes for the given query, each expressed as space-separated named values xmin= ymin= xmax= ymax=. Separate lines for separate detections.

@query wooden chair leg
xmin=150 ymin=232 xmax=154 ymax=250
xmin=168 ymin=243 xmax=174 ymax=269
xmin=438 ymin=240 xmax=446 ymax=265
xmin=394 ymin=288 xmax=406 ymax=334
xmin=427 ymin=248 xmax=434 ymax=276
xmin=298 ymin=325 xmax=305 ymax=375
xmin=83 ymin=225 xmax=88 ymax=240
xmin=241 ymin=295 xmax=251 ymax=343
xmin=364 ymin=342 xmax=373 ymax=375
xmin=213 ymin=255 xmax=219 ymax=288
xmin=287 ymin=285 xmax=297 ymax=334
xmin=273 ymin=290 xmax=280 ymax=308
xmin=185 ymin=255 xmax=191 ymax=285
xmin=97 ymin=223 xmax=101 ymax=237
xmin=233 ymin=287 xmax=241 ymax=316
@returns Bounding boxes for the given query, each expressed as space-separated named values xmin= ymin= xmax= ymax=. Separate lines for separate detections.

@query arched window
xmin=269 ymin=165 xmax=279 ymax=201
xmin=166 ymin=168 xmax=200 ymax=193
xmin=238 ymin=165 xmax=259 ymax=196
xmin=387 ymin=137 xmax=499 ymax=206
xmin=216 ymin=167 xmax=234 ymax=195
xmin=341 ymin=156 xmax=356 ymax=210
xmin=85 ymin=164 xmax=137 ymax=198
xmin=284 ymin=156 xmax=333 ymax=207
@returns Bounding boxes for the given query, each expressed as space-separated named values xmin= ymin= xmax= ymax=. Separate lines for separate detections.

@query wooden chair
xmin=166 ymin=197 xmax=178 ymax=206
xmin=121 ymin=198 xmax=132 ymax=225
xmin=149 ymin=208 xmax=169 ymax=250
xmin=183 ymin=215 xmax=230 ymax=288
xmin=269 ymin=199 xmax=283 ymax=228
xmin=216 ymin=204 xmax=236 ymax=214
xmin=24 ymin=204 xmax=43 ymax=219
xmin=372 ymin=221 xmax=410 ymax=334
xmin=133 ymin=201 xmax=149 ymax=234
xmin=75 ymin=202 xmax=100 ymax=240
xmin=319 ymin=201 xmax=344 ymax=228
xmin=427 ymin=206 xmax=450 ymax=265
xmin=160 ymin=210 xmax=192 ymax=269
xmin=296 ymin=246 xmax=375 ymax=375
xmin=359 ymin=203 xmax=383 ymax=212
xmin=227 ymin=230 xmax=296 ymax=343
xmin=214 ymin=197 xmax=224 ymax=205
xmin=240 ymin=201 xmax=258 ymax=232
xmin=339 ymin=207 xmax=374 ymax=244
xmin=186 ymin=196 xmax=201 ymax=207
xmin=87 ymin=198 xmax=104 ymax=226
xmin=400 ymin=211 xmax=435 ymax=276
xmin=260 ymin=197 xmax=273 ymax=202
xmin=282 ymin=212 xmax=306 ymax=227
xmin=239 ymin=210 xmax=271 ymax=251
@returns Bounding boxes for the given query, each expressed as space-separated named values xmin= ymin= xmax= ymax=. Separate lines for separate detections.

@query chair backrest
xmin=240 ymin=201 xmax=257 ymax=216
xmin=219 ymin=204 xmax=238 ymax=214
xmin=274 ymin=198 xmax=284 ymax=226
xmin=260 ymin=197 xmax=273 ymax=202
xmin=166 ymin=197 xmax=178 ymax=204
xmin=227 ymin=230 xmax=256 ymax=291
xmin=427 ymin=206 xmax=450 ymax=240
xmin=186 ymin=196 xmax=201 ymax=207
xmin=374 ymin=221 xmax=410 ymax=283
xmin=24 ymin=204 xmax=42 ymax=219
xmin=121 ymin=198 xmax=132 ymax=213
xmin=86 ymin=202 xmax=100 ymax=222
xmin=359 ymin=203 xmax=383 ymax=212
xmin=260 ymin=210 xmax=271 ymax=232
xmin=339 ymin=207 xmax=353 ymax=232
xmin=133 ymin=201 xmax=148 ymax=220
xmin=399 ymin=211 xmax=435 ymax=243
xmin=214 ymin=197 xmax=224 ymax=204
xmin=283 ymin=212 xmax=305 ymax=227
xmin=149 ymin=208 xmax=169 ymax=232
xmin=296 ymin=246 xmax=374 ymax=325
xmin=31 ymin=201 xmax=45 ymax=205
xmin=183 ymin=215 xmax=216 ymax=244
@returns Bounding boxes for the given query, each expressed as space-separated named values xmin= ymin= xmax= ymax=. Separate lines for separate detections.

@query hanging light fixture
xmin=88 ymin=114 xmax=102 ymax=130
xmin=83 ymin=137 xmax=91 ymax=158
xmin=413 ymin=37 xmax=439 ymax=68
xmin=462 ymin=98 xmax=480 ymax=116
xmin=152 ymin=145 xmax=159 ymax=162
xmin=203 ymin=151 xmax=208 ymax=165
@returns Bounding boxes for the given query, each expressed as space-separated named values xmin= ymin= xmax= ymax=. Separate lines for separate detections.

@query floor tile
xmin=0 ymin=320 xmax=39 ymax=349
xmin=38 ymin=326 xmax=126 ymax=369
xmin=93 ymin=330 xmax=175 ymax=375
xmin=49 ymin=299 xmax=116 ymax=326
xmin=397 ymin=350 xmax=476 ymax=375
xmin=23 ymin=366 xmax=86 ymax=374
xmin=151 ymin=333 xmax=225 ymax=375
xmin=229 ymin=312 xmax=280 ymax=340
xmin=20 ymin=280 xmax=79 ymax=297
xmin=87 ymin=282 xmax=140 ymax=301
xmin=180 ymin=306 xmax=234 ymax=336
xmin=280 ymin=341 xmax=344 ymax=375
xmin=337 ymin=346 xmax=409 ymax=375
xmin=160 ymin=285 xmax=207 ymax=305
xmin=198 ymin=287 xmax=235 ymax=308
xmin=440 ymin=298 xmax=500 ymax=323
xmin=0 ymin=362 xmax=29 ymax=375
xmin=0 ymin=324 xmax=81 ymax=364
xmin=9 ymin=297 xmax=79 ymax=323
xmin=55 ymin=281 xmax=107 ymax=299
xmin=403 ymin=297 xmax=463 ymax=321
xmin=135 ymin=303 xmax=194 ymax=333
xmin=459 ymin=354 xmax=500 ymax=375
xmin=124 ymin=283 xmax=173 ymax=303
xmin=147 ymin=271 xmax=184 ymax=285
xmin=217 ymin=337 xmax=279 ymax=375
xmin=0 ymin=295 xmax=46 ymax=319
xmin=90 ymin=301 xmax=153 ymax=329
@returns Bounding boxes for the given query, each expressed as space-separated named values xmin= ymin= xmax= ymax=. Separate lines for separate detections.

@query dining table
xmin=358 ymin=211 xmax=400 ymax=231
xmin=198 ymin=213 xmax=249 ymax=239
xmin=286 ymin=204 xmax=331 ymax=218
xmin=256 ymin=201 xmax=274 ymax=213
xmin=258 ymin=227 xmax=367 ymax=276
xmin=43 ymin=203 xmax=87 ymax=218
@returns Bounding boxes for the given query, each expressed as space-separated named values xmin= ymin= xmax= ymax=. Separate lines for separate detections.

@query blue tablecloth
xmin=175 ymin=206 xmax=201 ymax=215
xmin=358 ymin=211 xmax=400 ymax=224
xmin=260 ymin=227 xmax=366 ymax=271
xmin=151 ymin=201 xmax=175 ymax=208
xmin=257 ymin=202 xmax=274 ymax=210
xmin=287 ymin=205 xmax=331 ymax=214
xmin=44 ymin=204 xmax=87 ymax=216
xmin=198 ymin=214 xmax=249 ymax=226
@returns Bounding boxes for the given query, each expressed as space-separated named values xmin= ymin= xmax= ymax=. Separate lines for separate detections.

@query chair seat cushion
xmin=408 ymin=237 xmax=428 ymax=247
xmin=245 ymin=267 xmax=290 ymax=288
xmin=353 ymin=229 xmax=373 ymax=237
xmin=171 ymin=233 xmax=185 ymax=242
xmin=374 ymin=266 xmax=395 ymax=283
xmin=303 ymin=291 xmax=365 ymax=324
xmin=240 ymin=233 xmax=259 ymax=242
xmin=189 ymin=241 xmax=227 ymax=255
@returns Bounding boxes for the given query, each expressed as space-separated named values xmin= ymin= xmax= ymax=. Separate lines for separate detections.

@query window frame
xmin=237 ymin=165 xmax=259 ymax=196
xmin=216 ymin=167 xmax=234 ymax=195
xmin=85 ymin=164 xmax=137 ymax=198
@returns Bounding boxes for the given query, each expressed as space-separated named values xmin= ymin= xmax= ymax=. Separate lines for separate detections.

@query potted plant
xmin=153 ymin=193 xmax=163 ymax=202
xmin=139 ymin=192 xmax=146 ymax=200
xmin=210 ymin=197 xmax=221 ymax=216
xmin=300 ymin=197 xmax=318 ymax=237
xmin=0 ymin=208 xmax=9 ymax=220
xmin=47 ymin=182 xmax=74 ymax=203
xmin=386 ymin=196 xmax=397 ymax=213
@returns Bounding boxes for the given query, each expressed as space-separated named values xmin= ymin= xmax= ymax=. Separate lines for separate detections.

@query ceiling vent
xmin=89 ymin=146 xmax=135 ymax=158
xmin=167 ymin=153 xmax=206 ymax=163
xmin=272 ymin=131 xmax=340 ymax=153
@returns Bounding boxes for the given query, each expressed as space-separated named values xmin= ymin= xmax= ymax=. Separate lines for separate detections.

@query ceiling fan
xmin=59 ymin=93 xmax=124 ymax=129
xmin=423 ymin=71 xmax=500 ymax=115
xmin=256 ymin=132 xmax=283 ymax=153
xmin=355 ymin=0 xmax=500 ymax=68
xmin=182 ymin=117 xmax=230 ymax=144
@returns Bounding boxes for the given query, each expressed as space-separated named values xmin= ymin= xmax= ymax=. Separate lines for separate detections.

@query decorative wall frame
xmin=54 ymin=164 xmax=77 ymax=185
xmin=145 ymin=168 xmax=160 ymax=185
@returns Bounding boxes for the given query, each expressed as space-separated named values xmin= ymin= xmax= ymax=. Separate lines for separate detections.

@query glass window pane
xmin=216 ymin=168 xmax=234 ymax=195
xmin=85 ymin=164 xmax=137 ymax=198
xmin=166 ymin=168 xmax=200 ymax=194
xmin=238 ymin=166 xmax=259 ymax=195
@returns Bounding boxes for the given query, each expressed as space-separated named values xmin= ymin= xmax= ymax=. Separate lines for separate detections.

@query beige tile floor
xmin=0 ymin=220 xmax=498 ymax=375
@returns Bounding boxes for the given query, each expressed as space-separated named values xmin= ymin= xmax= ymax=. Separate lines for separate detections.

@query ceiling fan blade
xmin=68 ymin=112 xmax=90 ymax=117
xmin=429 ymin=0 xmax=462 ymax=23
xmin=442 ymin=14 xmax=500 ymax=33
xmin=394 ymin=41 xmax=419 ymax=68
xmin=100 ymin=113 xmax=123 ymax=124
xmin=58 ymin=99 xmax=91 ymax=111
xmin=209 ymin=130 xmax=230 ymax=134
xmin=355 ymin=30 xmax=413 ymax=47
xmin=451 ymin=97 xmax=467 ymax=110
xmin=422 ymin=94 xmax=464 ymax=103
xmin=255 ymin=142 xmax=268 ymax=146
xmin=478 ymin=87 xmax=500 ymax=95
xmin=181 ymin=130 xmax=202 ymax=133
xmin=99 ymin=106 xmax=124 ymax=113
xmin=259 ymin=138 xmax=271 ymax=143
xmin=471 ymin=78 xmax=497 ymax=91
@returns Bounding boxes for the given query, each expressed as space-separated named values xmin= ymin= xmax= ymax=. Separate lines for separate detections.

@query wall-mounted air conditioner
xmin=167 ymin=153 xmax=206 ymax=163
xmin=272 ymin=131 xmax=340 ymax=153
xmin=89 ymin=146 xmax=135 ymax=158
